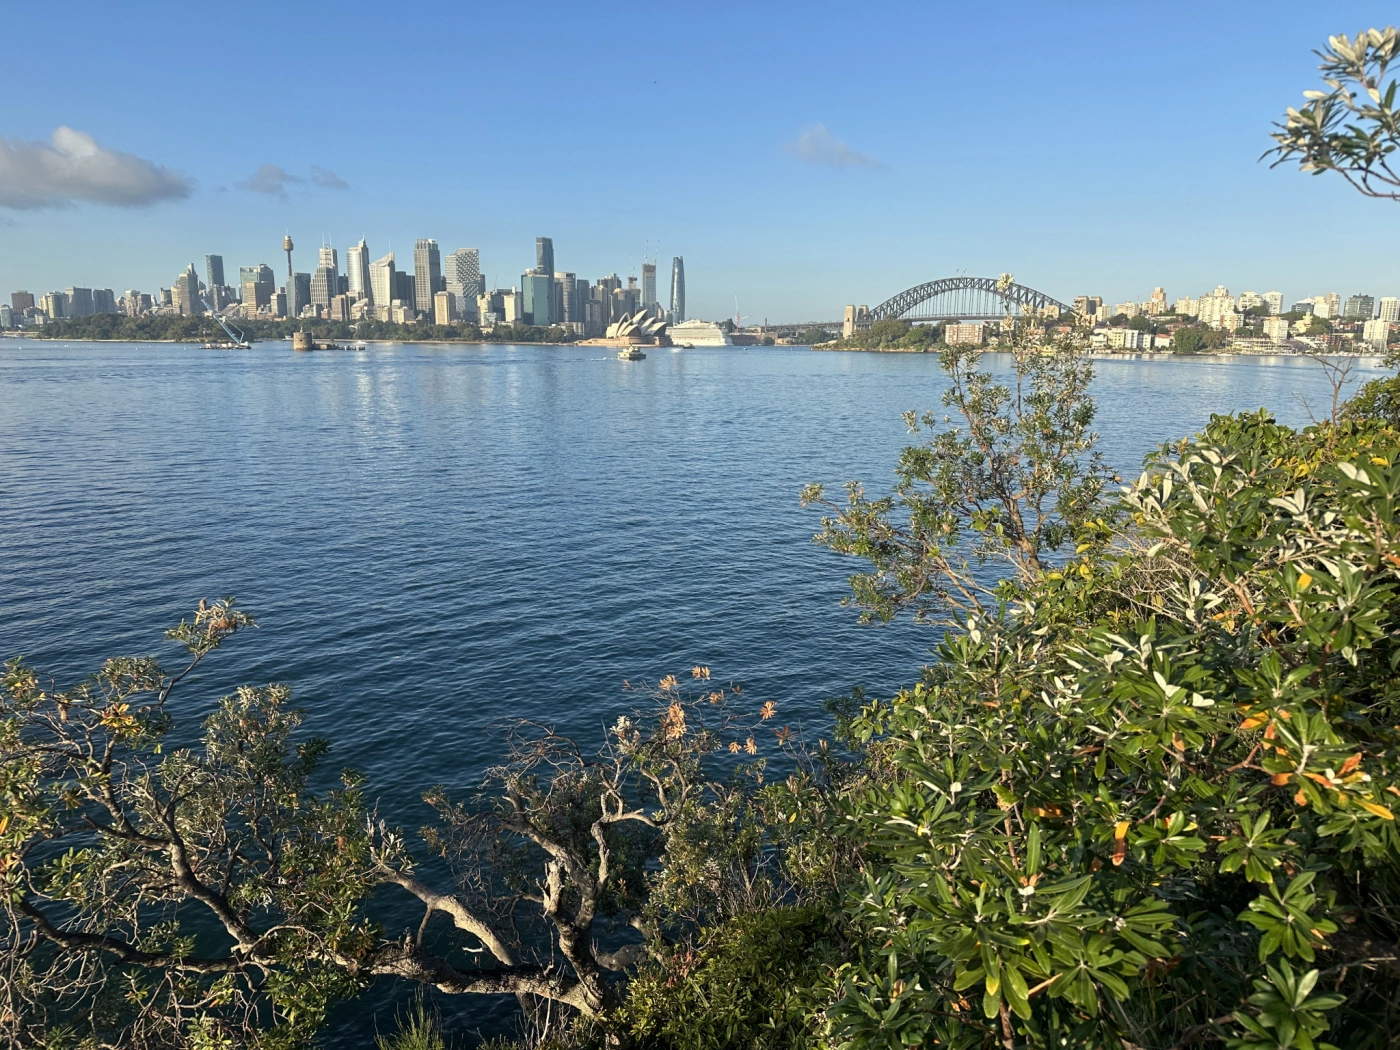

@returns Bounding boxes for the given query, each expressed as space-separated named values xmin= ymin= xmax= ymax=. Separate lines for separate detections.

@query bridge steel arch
xmin=869 ymin=277 xmax=1071 ymax=322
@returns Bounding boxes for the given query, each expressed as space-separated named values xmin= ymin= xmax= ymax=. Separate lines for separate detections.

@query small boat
xmin=617 ymin=347 xmax=647 ymax=360
xmin=202 ymin=340 xmax=250 ymax=349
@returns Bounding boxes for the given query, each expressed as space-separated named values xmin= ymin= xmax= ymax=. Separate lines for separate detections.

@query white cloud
xmin=782 ymin=123 xmax=883 ymax=169
xmin=0 ymin=126 xmax=193 ymax=209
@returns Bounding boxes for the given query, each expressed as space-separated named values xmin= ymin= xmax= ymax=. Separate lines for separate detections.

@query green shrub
xmin=620 ymin=907 xmax=839 ymax=1049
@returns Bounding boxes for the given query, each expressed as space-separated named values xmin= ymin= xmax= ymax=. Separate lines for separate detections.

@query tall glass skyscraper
xmin=414 ymin=239 xmax=441 ymax=314
xmin=641 ymin=263 xmax=657 ymax=309
xmin=205 ymin=255 xmax=224 ymax=290
xmin=446 ymin=249 xmax=482 ymax=300
xmin=536 ymin=237 xmax=554 ymax=278
xmin=670 ymin=257 xmax=685 ymax=322
xmin=346 ymin=239 xmax=371 ymax=304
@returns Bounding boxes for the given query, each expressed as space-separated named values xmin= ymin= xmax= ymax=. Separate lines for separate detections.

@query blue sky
xmin=2 ymin=0 xmax=1398 ymax=321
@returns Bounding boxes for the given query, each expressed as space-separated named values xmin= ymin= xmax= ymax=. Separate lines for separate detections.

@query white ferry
xmin=667 ymin=319 xmax=734 ymax=347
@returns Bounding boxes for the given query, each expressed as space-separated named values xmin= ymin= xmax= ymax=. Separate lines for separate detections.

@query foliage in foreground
xmin=820 ymin=411 xmax=1400 ymax=1049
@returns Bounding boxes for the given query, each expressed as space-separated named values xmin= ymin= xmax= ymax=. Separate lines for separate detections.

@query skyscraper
xmin=289 ymin=273 xmax=311 ymax=316
xmin=39 ymin=291 xmax=68 ymax=319
xmin=670 ymin=257 xmax=685 ymax=322
xmin=172 ymin=265 xmax=203 ymax=316
xmin=522 ymin=271 xmax=554 ymax=326
xmin=641 ymin=263 xmax=657 ymax=309
xmin=536 ymin=237 xmax=554 ymax=278
xmin=446 ymin=249 xmax=482 ymax=300
xmin=413 ymin=239 xmax=441 ymax=315
xmin=1380 ymin=297 xmax=1400 ymax=322
xmin=92 ymin=289 xmax=117 ymax=314
xmin=369 ymin=253 xmax=396 ymax=309
xmin=310 ymin=246 xmax=339 ymax=309
xmin=65 ymin=287 xmax=95 ymax=317
xmin=347 ymin=239 xmax=371 ymax=304
xmin=11 ymin=291 xmax=35 ymax=313
xmin=205 ymin=255 xmax=225 ymax=290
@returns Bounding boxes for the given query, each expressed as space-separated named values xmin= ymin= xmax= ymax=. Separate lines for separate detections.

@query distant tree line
xmin=21 ymin=313 xmax=580 ymax=345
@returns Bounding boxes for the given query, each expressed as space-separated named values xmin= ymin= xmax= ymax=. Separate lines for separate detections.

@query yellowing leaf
xmin=1371 ymin=457 xmax=1390 ymax=466
xmin=1358 ymin=801 xmax=1395 ymax=821
xmin=1114 ymin=821 xmax=1130 ymax=840
xmin=1271 ymin=772 xmax=1292 ymax=786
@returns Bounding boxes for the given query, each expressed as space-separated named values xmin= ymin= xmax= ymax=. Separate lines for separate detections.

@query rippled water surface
xmin=0 ymin=339 xmax=1381 ymax=1041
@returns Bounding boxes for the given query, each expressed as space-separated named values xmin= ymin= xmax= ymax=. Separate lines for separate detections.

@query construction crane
xmin=199 ymin=300 xmax=249 ymax=348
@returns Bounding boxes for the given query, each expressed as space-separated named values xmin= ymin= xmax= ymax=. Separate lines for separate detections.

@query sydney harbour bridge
xmin=764 ymin=276 xmax=1072 ymax=336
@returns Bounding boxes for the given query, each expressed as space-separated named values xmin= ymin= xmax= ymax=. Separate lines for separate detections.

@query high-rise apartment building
xmin=446 ymin=248 xmax=482 ymax=301
xmin=205 ymin=255 xmax=225 ymax=290
xmin=1344 ymin=294 xmax=1375 ymax=320
xmin=11 ymin=291 xmax=35 ymax=313
xmin=1262 ymin=291 xmax=1284 ymax=316
xmin=347 ymin=239 xmax=371 ymax=304
xmin=172 ymin=265 xmax=203 ymax=316
xmin=641 ymin=262 xmax=657 ymax=309
xmin=670 ymin=257 xmax=685 ymax=322
xmin=65 ymin=287 xmax=95 ymax=317
xmin=536 ymin=237 xmax=554 ymax=279
xmin=1144 ymin=287 xmax=1167 ymax=315
xmin=413 ymin=239 xmax=441 ymax=315
xmin=433 ymin=291 xmax=457 ymax=325
xmin=1314 ymin=292 xmax=1342 ymax=319
xmin=92 ymin=289 xmax=117 ymax=314
xmin=1380 ymin=297 xmax=1400 ymax=322
xmin=1363 ymin=317 xmax=1390 ymax=348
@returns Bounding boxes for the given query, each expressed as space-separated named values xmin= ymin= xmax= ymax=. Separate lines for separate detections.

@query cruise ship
xmin=667 ymin=319 xmax=734 ymax=347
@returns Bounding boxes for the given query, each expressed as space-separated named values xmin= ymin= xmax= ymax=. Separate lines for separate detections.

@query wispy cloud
xmin=237 ymin=164 xmax=300 ymax=198
xmin=310 ymin=165 xmax=349 ymax=190
xmin=782 ymin=123 xmax=883 ymax=169
xmin=239 ymin=163 xmax=350 ymax=198
xmin=0 ymin=126 xmax=193 ymax=209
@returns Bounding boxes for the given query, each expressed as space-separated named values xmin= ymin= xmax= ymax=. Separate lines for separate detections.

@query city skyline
xmin=2 ymin=1 xmax=1399 ymax=318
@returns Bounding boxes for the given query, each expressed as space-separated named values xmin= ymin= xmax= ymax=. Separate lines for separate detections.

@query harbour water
xmin=0 ymin=339 xmax=1384 ymax=1040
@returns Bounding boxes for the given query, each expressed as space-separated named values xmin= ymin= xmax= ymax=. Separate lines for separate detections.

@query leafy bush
xmin=822 ymin=412 xmax=1400 ymax=1049
xmin=620 ymin=906 xmax=838 ymax=1050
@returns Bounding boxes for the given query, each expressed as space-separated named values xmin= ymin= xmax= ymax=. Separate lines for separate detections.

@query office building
xmin=413 ymin=239 xmax=441 ymax=315
xmin=39 ymin=291 xmax=68 ymax=319
xmin=172 ymin=265 xmax=203 ymax=316
xmin=1380 ymin=297 xmax=1400 ymax=322
xmin=369 ymin=253 xmax=396 ymax=309
xmin=239 ymin=264 xmax=274 ymax=291
xmin=433 ymin=291 xmax=457 ymax=325
xmin=1344 ymin=294 xmax=1376 ymax=320
xmin=446 ymin=248 xmax=482 ymax=301
xmin=205 ymin=255 xmax=225 ymax=291
xmin=347 ymin=239 xmax=371 ymax=304
xmin=288 ymin=273 xmax=310 ymax=316
xmin=328 ymin=294 xmax=353 ymax=322
xmin=64 ymin=287 xmax=94 ymax=317
xmin=310 ymin=266 xmax=336 ymax=308
xmin=536 ymin=237 xmax=554 ymax=278
xmin=11 ymin=291 xmax=35 ymax=313
xmin=553 ymin=272 xmax=580 ymax=323
xmin=92 ymin=289 xmax=117 ymax=314
xmin=1363 ymin=317 xmax=1390 ymax=348
xmin=121 ymin=291 xmax=146 ymax=317
xmin=0 ymin=305 xmax=12 ymax=327
xmin=670 ymin=257 xmax=685 ymax=322
xmin=521 ymin=270 xmax=554 ymax=325
xmin=641 ymin=262 xmax=657 ymax=309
